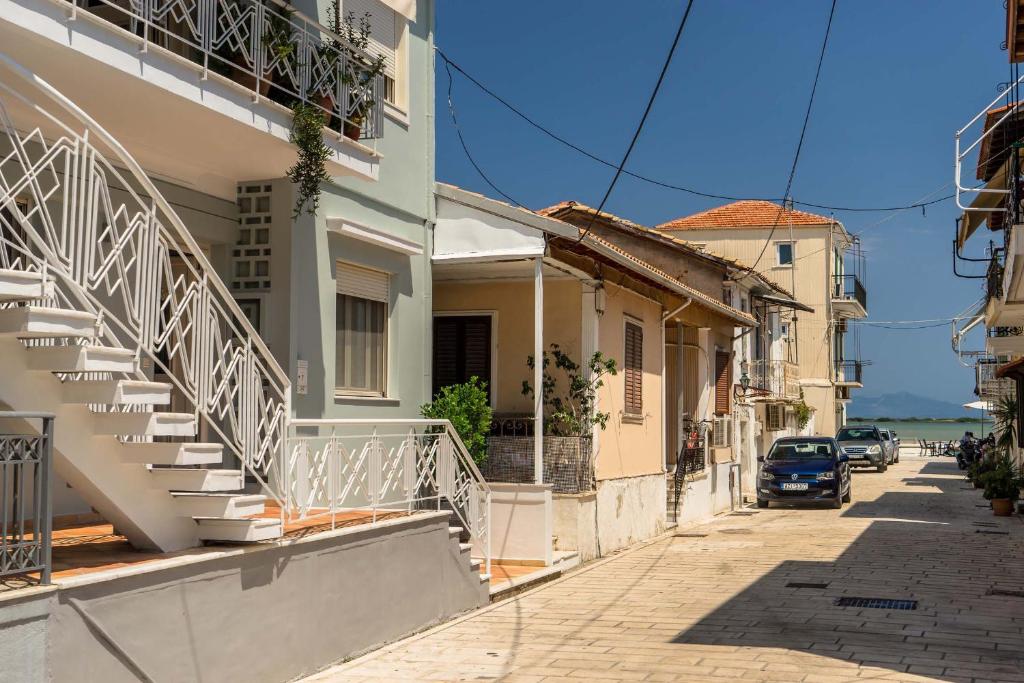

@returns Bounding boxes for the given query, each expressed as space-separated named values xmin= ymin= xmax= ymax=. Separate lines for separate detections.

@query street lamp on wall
xmin=739 ymin=359 xmax=751 ymax=393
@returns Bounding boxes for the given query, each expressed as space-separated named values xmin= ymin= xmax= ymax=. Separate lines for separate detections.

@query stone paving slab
xmin=304 ymin=457 xmax=1024 ymax=683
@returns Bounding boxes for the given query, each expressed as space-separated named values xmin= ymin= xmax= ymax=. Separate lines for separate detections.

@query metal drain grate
xmin=834 ymin=597 xmax=917 ymax=610
xmin=987 ymin=588 xmax=1024 ymax=598
xmin=786 ymin=582 xmax=830 ymax=589
xmin=730 ymin=511 xmax=758 ymax=516
xmin=976 ymin=529 xmax=1009 ymax=535
xmin=973 ymin=521 xmax=998 ymax=526
xmin=718 ymin=528 xmax=752 ymax=535
xmin=674 ymin=533 xmax=708 ymax=538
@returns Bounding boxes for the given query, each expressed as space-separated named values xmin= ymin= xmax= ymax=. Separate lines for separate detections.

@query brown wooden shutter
xmin=624 ymin=321 xmax=643 ymax=415
xmin=432 ymin=315 xmax=492 ymax=401
xmin=715 ymin=350 xmax=732 ymax=415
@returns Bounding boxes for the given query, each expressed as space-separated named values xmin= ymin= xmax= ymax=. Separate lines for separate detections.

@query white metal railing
xmin=60 ymin=0 xmax=385 ymax=140
xmin=0 ymin=55 xmax=290 ymax=509
xmin=954 ymin=73 xmax=1024 ymax=213
xmin=287 ymin=419 xmax=492 ymax=575
xmin=750 ymin=360 xmax=800 ymax=400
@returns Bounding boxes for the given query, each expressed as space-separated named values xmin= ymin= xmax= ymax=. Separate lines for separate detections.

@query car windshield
xmin=767 ymin=441 xmax=834 ymax=461
xmin=836 ymin=427 xmax=877 ymax=441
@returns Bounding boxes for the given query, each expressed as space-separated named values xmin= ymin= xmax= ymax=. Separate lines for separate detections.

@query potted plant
xmin=263 ymin=2 xmax=301 ymax=107
xmin=286 ymin=102 xmax=331 ymax=217
xmin=978 ymin=455 xmax=1022 ymax=516
xmin=333 ymin=8 xmax=386 ymax=140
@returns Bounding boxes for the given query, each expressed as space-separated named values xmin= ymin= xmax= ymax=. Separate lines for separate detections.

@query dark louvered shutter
xmin=432 ymin=315 xmax=492 ymax=401
xmin=715 ymin=350 xmax=732 ymax=415
xmin=624 ymin=322 xmax=643 ymax=415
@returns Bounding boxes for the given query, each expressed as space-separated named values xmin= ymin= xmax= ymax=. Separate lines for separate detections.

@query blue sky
xmin=433 ymin=1 xmax=1006 ymax=404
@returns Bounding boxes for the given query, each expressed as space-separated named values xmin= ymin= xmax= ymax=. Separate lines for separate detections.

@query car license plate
xmin=781 ymin=482 xmax=808 ymax=491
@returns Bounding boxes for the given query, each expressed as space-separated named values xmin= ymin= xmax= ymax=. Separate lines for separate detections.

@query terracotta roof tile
xmin=657 ymin=200 xmax=833 ymax=231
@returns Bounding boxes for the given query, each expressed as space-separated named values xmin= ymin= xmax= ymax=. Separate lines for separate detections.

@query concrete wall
xmin=552 ymin=492 xmax=598 ymax=562
xmin=0 ymin=513 xmax=486 ymax=683
xmin=477 ymin=483 xmax=553 ymax=565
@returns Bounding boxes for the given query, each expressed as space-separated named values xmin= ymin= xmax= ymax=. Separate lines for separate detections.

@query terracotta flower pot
xmin=233 ymin=67 xmax=271 ymax=97
xmin=992 ymin=498 xmax=1014 ymax=516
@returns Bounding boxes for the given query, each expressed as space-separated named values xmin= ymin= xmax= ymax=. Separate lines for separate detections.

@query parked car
xmin=835 ymin=425 xmax=888 ymax=472
xmin=879 ymin=429 xmax=900 ymax=464
xmin=756 ymin=437 xmax=852 ymax=509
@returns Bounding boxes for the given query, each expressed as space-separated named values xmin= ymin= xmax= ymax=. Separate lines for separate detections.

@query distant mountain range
xmin=847 ymin=392 xmax=975 ymax=420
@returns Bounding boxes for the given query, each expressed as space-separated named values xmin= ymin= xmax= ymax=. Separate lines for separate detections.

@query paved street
xmin=308 ymin=456 xmax=1024 ymax=683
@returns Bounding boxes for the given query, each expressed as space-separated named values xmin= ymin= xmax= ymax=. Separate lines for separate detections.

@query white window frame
xmin=432 ymin=310 xmax=498 ymax=403
xmin=765 ymin=403 xmax=785 ymax=431
xmin=774 ymin=241 xmax=795 ymax=268
xmin=334 ymin=260 xmax=391 ymax=398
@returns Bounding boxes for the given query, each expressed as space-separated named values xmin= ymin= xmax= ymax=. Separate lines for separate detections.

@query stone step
xmin=26 ymin=344 xmax=136 ymax=373
xmin=0 ymin=269 xmax=51 ymax=302
xmin=172 ymin=492 xmax=266 ymax=519
xmin=63 ymin=379 xmax=172 ymax=406
xmin=149 ymin=468 xmax=243 ymax=492
xmin=92 ymin=411 xmax=196 ymax=437
xmin=120 ymin=442 xmax=224 ymax=466
xmin=195 ymin=517 xmax=282 ymax=542
xmin=0 ymin=306 xmax=95 ymax=338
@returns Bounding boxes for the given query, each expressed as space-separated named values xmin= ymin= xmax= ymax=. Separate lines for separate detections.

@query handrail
xmin=0 ymin=412 xmax=54 ymax=585
xmin=0 ymin=55 xmax=290 ymax=509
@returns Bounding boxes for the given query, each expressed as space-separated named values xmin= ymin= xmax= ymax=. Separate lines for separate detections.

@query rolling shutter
xmin=342 ymin=0 xmax=398 ymax=78
xmin=432 ymin=315 xmax=492 ymax=401
xmin=624 ymin=321 xmax=643 ymax=415
xmin=715 ymin=350 xmax=732 ymax=415
xmin=336 ymin=260 xmax=389 ymax=302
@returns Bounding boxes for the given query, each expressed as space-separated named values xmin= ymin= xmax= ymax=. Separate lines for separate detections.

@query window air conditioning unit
xmin=711 ymin=415 xmax=732 ymax=448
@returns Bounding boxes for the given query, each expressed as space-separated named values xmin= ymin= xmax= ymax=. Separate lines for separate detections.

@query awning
xmin=958 ymin=154 xmax=1013 ymax=248
xmin=996 ymin=355 xmax=1024 ymax=379
xmin=756 ymin=293 xmax=814 ymax=314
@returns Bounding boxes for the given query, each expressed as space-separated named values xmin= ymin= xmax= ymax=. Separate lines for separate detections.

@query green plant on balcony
xmin=793 ymin=391 xmax=812 ymax=430
xmin=421 ymin=378 xmax=493 ymax=465
xmin=326 ymin=6 xmax=386 ymax=140
xmin=521 ymin=344 xmax=617 ymax=437
xmin=286 ymin=102 xmax=331 ymax=217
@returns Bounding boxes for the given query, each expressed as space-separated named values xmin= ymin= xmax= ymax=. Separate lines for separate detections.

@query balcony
xmin=986 ymin=326 xmax=1024 ymax=356
xmin=0 ymin=0 xmax=383 ymax=198
xmin=748 ymin=359 xmax=800 ymax=401
xmin=834 ymin=360 xmax=864 ymax=388
xmin=988 ymin=224 xmax=1024 ymax=326
xmin=831 ymin=275 xmax=867 ymax=319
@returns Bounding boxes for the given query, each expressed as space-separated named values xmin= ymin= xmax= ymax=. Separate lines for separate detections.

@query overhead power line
xmin=578 ymin=0 xmax=697 ymax=242
xmin=434 ymin=47 xmax=953 ymax=214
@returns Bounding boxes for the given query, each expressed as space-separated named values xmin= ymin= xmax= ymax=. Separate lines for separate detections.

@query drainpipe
xmin=662 ymin=300 xmax=692 ymax=475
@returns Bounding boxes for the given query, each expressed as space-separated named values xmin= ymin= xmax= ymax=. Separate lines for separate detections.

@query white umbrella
xmin=962 ymin=400 xmax=990 ymax=411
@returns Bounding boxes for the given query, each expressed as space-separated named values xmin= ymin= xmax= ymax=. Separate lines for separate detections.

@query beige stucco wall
xmin=595 ymin=282 xmax=664 ymax=481
xmin=432 ymin=278 xmax=583 ymax=413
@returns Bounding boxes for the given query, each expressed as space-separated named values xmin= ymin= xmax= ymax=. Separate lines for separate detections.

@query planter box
xmin=482 ymin=436 xmax=594 ymax=494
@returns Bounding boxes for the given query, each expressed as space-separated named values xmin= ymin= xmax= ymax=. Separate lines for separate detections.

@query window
xmin=336 ymin=261 xmax=389 ymax=396
xmin=432 ymin=315 xmax=492 ymax=401
xmin=624 ymin=320 xmax=644 ymax=415
xmin=776 ymin=242 xmax=794 ymax=266
xmin=765 ymin=403 xmax=785 ymax=431
xmin=714 ymin=350 xmax=732 ymax=415
xmin=343 ymin=0 xmax=406 ymax=109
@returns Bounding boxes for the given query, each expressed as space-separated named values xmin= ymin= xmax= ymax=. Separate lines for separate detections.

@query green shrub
xmin=978 ymin=455 xmax=1023 ymax=501
xmin=421 ymin=377 xmax=493 ymax=465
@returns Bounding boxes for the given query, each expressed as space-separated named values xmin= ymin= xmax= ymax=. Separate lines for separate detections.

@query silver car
xmin=835 ymin=425 xmax=888 ymax=472
xmin=878 ymin=429 xmax=899 ymax=464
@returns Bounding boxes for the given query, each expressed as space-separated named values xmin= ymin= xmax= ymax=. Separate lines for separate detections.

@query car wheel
xmin=842 ymin=486 xmax=851 ymax=503
xmin=877 ymin=461 xmax=887 ymax=473
xmin=832 ymin=494 xmax=843 ymax=509
xmin=756 ymin=498 xmax=769 ymax=509
xmin=895 ymin=452 xmax=900 ymax=464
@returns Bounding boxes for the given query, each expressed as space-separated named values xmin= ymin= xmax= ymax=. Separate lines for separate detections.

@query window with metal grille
xmin=714 ymin=350 xmax=732 ymax=415
xmin=624 ymin=320 xmax=643 ymax=416
xmin=432 ymin=315 xmax=492 ymax=401
xmin=765 ymin=403 xmax=785 ymax=431
xmin=336 ymin=261 xmax=389 ymax=396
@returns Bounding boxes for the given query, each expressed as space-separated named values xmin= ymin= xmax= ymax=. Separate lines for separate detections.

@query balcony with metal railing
xmin=0 ymin=0 xmax=383 ymax=197
xmin=834 ymin=360 xmax=864 ymax=388
xmin=832 ymin=274 xmax=868 ymax=319
xmin=748 ymin=359 xmax=801 ymax=401
xmin=986 ymin=325 xmax=1024 ymax=356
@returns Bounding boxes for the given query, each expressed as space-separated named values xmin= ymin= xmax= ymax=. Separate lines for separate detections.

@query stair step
xmin=458 ymin=542 xmax=473 ymax=553
xmin=196 ymin=517 xmax=282 ymax=542
xmin=121 ymin=442 xmax=224 ymax=466
xmin=64 ymin=379 xmax=171 ymax=406
xmin=0 ymin=269 xmax=51 ymax=302
xmin=0 ymin=306 xmax=96 ymax=338
xmin=92 ymin=411 xmax=196 ymax=437
xmin=149 ymin=468 xmax=243 ymax=492
xmin=448 ymin=526 xmax=464 ymax=537
xmin=172 ymin=492 xmax=266 ymax=518
xmin=27 ymin=344 xmax=136 ymax=372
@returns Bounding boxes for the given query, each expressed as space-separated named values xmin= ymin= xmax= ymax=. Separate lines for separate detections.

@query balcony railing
xmin=0 ymin=413 xmax=54 ymax=585
xmin=832 ymin=274 xmax=868 ymax=312
xmin=987 ymin=326 xmax=1023 ymax=338
xmin=749 ymin=360 xmax=800 ymax=400
xmin=834 ymin=360 xmax=863 ymax=385
xmin=987 ymin=253 xmax=1006 ymax=301
xmin=66 ymin=0 xmax=385 ymax=140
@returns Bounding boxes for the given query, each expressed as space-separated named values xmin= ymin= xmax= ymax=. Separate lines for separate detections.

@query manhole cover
xmin=786 ymin=582 xmax=830 ymax=589
xmin=834 ymin=597 xmax=917 ymax=610
xmin=987 ymin=588 xmax=1024 ymax=598
xmin=718 ymin=528 xmax=752 ymax=535
xmin=976 ymin=530 xmax=1010 ymax=535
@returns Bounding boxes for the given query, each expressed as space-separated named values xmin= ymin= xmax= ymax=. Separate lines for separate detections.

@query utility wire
xmin=443 ymin=59 xmax=524 ymax=208
xmin=577 ymin=0 xmax=696 ymax=242
xmin=736 ymin=0 xmax=838 ymax=277
xmin=434 ymin=46 xmax=953 ymax=214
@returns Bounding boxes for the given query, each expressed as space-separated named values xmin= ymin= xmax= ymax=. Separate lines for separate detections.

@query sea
xmin=846 ymin=419 xmax=991 ymax=443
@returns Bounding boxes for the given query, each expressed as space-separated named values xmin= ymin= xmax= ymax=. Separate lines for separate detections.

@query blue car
xmin=756 ymin=437 xmax=852 ymax=509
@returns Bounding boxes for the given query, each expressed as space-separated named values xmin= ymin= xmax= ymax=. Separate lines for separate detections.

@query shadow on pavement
xmin=672 ymin=466 xmax=1024 ymax=681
